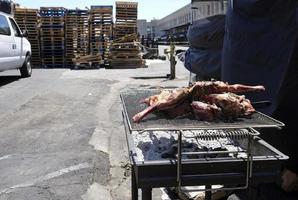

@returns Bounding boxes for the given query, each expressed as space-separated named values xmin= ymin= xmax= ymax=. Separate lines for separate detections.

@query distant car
xmin=0 ymin=11 xmax=32 ymax=77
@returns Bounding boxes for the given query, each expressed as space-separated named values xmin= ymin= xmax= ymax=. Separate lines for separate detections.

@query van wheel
xmin=20 ymin=56 xmax=32 ymax=78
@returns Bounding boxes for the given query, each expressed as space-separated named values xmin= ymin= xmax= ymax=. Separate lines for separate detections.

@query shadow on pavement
xmin=0 ymin=75 xmax=21 ymax=87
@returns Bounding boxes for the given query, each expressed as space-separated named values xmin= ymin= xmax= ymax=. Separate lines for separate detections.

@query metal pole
xmin=177 ymin=130 xmax=183 ymax=195
xmin=169 ymin=40 xmax=176 ymax=80
xmin=189 ymin=3 xmax=199 ymax=85
xmin=189 ymin=1 xmax=194 ymax=85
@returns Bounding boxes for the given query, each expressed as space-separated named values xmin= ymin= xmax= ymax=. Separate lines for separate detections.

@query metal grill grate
xmin=121 ymin=90 xmax=284 ymax=131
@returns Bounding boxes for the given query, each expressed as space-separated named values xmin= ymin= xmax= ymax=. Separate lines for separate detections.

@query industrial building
xmin=137 ymin=1 xmax=227 ymax=43
xmin=158 ymin=1 xmax=227 ymax=41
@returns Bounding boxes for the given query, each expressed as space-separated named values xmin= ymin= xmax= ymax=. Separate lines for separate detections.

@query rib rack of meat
xmin=132 ymin=81 xmax=265 ymax=123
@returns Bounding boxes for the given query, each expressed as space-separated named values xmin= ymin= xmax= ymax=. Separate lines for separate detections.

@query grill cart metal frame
xmin=121 ymin=90 xmax=287 ymax=200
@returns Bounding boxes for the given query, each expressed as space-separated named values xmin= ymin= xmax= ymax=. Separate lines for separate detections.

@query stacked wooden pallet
xmin=65 ymin=9 xmax=77 ymax=67
xmin=77 ymin=9 xmax=89 ymax=57
xmin=110 ymin=2 xmax=143 ymax=68
xmin=109 ymin=33 xmax=144 ymax=69
xmin=89 ymin=5 xmax=113 ymax=65
xmin=14 ymin=8 xmax=41 ymax=67
xmin=40 ymin=7 xmax=66 ymax=68
xmin=115 ymin=1 xmax=138 ymax=39
xmin=72 ymin=54 xmax=102 ymax=69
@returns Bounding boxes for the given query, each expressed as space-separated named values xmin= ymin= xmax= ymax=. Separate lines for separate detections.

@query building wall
xmin=137 ymin=19 xmax=147 ymax=37
xmin=157 ymin=1 xmax=227 ymax=36
xmin=147 ymin=19 xmax=162 ymax=39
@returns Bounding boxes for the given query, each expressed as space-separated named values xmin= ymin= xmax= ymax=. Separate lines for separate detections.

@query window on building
xmin=207 ymin=5 xmax=211 ymax=16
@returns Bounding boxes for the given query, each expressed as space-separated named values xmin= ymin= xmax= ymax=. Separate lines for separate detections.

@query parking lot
xmin=0 ymin=60 xmax=189 ymax=200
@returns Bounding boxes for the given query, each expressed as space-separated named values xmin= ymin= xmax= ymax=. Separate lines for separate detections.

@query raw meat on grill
xmin=191 ymin=101 xmax=222 ymax=121
xmin=163 ymin=100 xmax=192 ymax=119
xmin=133 ymin=87 xmax=192 ymax=123
xmin=202 ymin=93 xmax=256 ymax=119
xmin=132 ymin=81 xmax=265 ymax=123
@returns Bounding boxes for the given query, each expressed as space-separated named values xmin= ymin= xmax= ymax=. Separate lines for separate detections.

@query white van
xmin=0 ymin=11 xmax=32 ymax=77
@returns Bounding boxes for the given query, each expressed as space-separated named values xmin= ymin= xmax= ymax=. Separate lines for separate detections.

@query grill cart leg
xmin=205 ymin=185 xmax=212 ymax=200
xmin=131 ymin=166 xmax=138 ymax=200
xmin=247 ymin=135 xmax=256 ymax=200
xmin=141 ymin=188 xmax=152 ymax=200
xmin=247 ymin=184 xmax=258 ymax=200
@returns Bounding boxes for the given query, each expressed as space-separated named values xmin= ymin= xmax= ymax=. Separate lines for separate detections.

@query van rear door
xmin=0 ymin=14 xmax=14 ymax=71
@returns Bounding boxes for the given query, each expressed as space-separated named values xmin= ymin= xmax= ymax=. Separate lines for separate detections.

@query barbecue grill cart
xmin=121 ymin=90 xmax=288 ymax=200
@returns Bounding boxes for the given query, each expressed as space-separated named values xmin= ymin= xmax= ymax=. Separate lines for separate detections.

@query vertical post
xmin=247 ymin=135 xmax=255 ymax=200
xmin=205 ymin=185 xmax=212 ymax=200
xmin=177 ymin=130 xmax=183 ymax=195
xmin=131 ymin=166 xmax=138 ymax=200
xmin=169 ymin=41 xmax=176 ymax=80
xmin=142 ymin=188 xmax=152 ymax=200
xmin=189 ymin=3 xmax=199 ymax=85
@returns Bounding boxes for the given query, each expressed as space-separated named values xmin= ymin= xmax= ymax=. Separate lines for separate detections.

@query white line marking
xmin=0 ymin=155 xmax=13 ymax=161
xmin=0 ymin=162 xmax=90 ymax=195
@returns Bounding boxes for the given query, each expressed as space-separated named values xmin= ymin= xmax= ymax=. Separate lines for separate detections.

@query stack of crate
xmin=40 ymin=7 xmax=66 ymax=68
xmin=89 ymin=5 xmax=113 ymax=63
xmin=65 ymin=9 xmax=77 ymax=67
xmin=77 ymin=9 xmax=89 ymax=57
xmin=110 ymin=2 xmax=144 ymax=68
xmin=109 ymin=33 xmax=144 ymax=69
xmin=101 ymin=6 xmax=113 ymax=66
xmin=14 ymin=8 xmax=41 ymax=67
xmin=115 ymin=1 xmax=137 ymax=39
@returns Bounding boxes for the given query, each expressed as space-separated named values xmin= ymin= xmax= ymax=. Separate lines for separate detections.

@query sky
xmin=15 ymin=0 xmax=191 ymax=21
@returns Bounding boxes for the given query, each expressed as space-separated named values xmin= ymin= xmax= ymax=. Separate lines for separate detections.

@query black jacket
xmin=222 ymin=0 xmax=298 ymax=173
xmin=222 ymin=0 xmax=298 ymax=116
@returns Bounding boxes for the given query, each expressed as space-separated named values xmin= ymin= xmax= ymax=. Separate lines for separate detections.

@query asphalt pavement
xmin=0 ymin=60 xmax=189 ymax=200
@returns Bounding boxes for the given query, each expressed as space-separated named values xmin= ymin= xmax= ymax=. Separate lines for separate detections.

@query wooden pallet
xmin=40 ymin=7 xmax=66 ymax=68
xmin=115 ymin=1 xmax=138 ymax=39
xmin=109 ymin=32 xmax=144 ymax=69
xmin=65 ymin=9 xmax=79 ymax=65
xmin=14 ymin=7 xmax=41 ymax=67
xmin=89 ymin=6 xmax=113 ymax=59
xmin=72 ymin=53 xmax=102 ymax=69
xmin=76 ymin=10 xmax=89 ymax=57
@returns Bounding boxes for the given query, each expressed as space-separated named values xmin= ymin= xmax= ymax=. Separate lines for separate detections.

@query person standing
xmin=222 ymin=0 xmax=298 ymax=198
